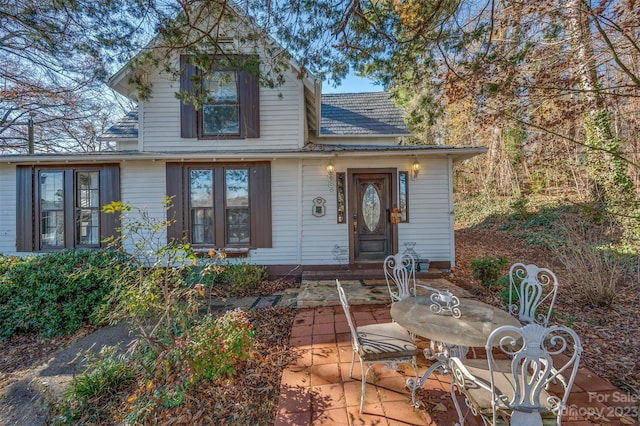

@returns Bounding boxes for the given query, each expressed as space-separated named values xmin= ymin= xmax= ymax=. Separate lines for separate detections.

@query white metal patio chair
xmin=508 ymin=263 xmax=559 ymax=326
xmin=335 ymin=279 xmax=419 ymax=413
xmin=383 ymin=252 xmax=417 ymax=302
xmin=449 ymin=323 xmax=582 ymax=426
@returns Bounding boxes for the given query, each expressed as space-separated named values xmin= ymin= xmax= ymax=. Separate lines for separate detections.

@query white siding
xmin=298 ymin=156 xmax=454 ymax=266
xmin=0 ymin=156 xmax=455 ymax=266
xmin=118 ymin=161 xmax=169 ymax=255
xmin=0 ymin=164 xmax=17 ymax=254
xmin=247 ymin=159 xmax=300 ymax=265
xmin=140 ymin=58 xmax=304 ymax=153
xmin=397 ymin=158 xmax=454 ymax=265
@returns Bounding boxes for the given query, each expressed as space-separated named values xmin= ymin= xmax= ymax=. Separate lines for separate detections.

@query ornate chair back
xmin=487 ymin=323 xmax=582 ymax=425
xmin=450 ymin=323 xmax=582 ymax=425
xmin=384 ymin=252 xmax=416 ymax=302
xmin=508 ymin=263 xmax=559 ymax=326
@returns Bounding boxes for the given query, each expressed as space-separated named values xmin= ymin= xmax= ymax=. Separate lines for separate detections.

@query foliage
xmin=52 ymin=346 xmax=137 ymax=425
xmin=149 ymin=309 xmax=254 ymax=405
xmin=187 ymin=257 xmax=268 ymax=299
xmin=97 ymin=199 xmax=212 ymax=352
xmin=471 ymin=256 xmax=508 ymax=288
xmin=509 ymin=197 xmax=530 ymax=220
xmin=555 ymin=220 xmax=634 ymax=307
xmin=1 ymin=0 xmax=146 ymax=153
xmin=218 ymin=262 xmax=268 ymax=292
xmin=0 ymin=249 xmax=127 ymax=340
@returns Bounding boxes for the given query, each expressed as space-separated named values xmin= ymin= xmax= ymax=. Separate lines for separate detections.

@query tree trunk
xmin=566 ymin=0 xmax=635 ymax=206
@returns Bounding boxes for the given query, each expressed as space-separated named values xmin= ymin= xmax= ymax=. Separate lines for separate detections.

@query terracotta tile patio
xmin=275 ymin=303 xmax=636 ymax=426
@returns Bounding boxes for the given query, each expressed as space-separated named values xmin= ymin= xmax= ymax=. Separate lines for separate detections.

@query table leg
xmin=407 ymin=341 xmax=469 ymax=407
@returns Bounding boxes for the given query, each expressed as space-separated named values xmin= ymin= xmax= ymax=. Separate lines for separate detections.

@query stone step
xmin=301 ymin=268 xmax=444 ymax=281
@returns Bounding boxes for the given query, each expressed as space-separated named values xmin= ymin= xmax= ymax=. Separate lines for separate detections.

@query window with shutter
xmin=166 ymin=162 xmax=271 ymax=248
xmin=180 ymin=55 xmax=260 ymax=139
xmin=16 ymin=165 xmax=120 ymax=252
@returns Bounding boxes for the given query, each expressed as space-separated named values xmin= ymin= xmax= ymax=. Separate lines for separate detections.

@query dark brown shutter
xmin=250 ymin=162 xmax=271 ymax=248
xmin=239 ymin=64 xmax=260 ymax=138
xmin=166 ymin=163 xmax=186 ymax=243
xmin=99 ymin=164 xmax=121 ymax=246
xmin=16 ymin=166 xmax=34 ymax=252
xmin=180 ymin=55 xmax=198 ymax=138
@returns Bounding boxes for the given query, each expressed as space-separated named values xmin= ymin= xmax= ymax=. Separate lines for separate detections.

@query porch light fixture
xmin=411 ymin=157 xmax=421 ymax=180
xmin=327 ymin=160 xmax=336 ymax=191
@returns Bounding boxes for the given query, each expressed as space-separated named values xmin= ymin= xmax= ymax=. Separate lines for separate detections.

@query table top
xmin=390 ymin=296 xmax=521 ymax=347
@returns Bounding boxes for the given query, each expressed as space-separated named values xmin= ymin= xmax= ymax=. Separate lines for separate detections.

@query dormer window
xmin=180 ymin=55 xmax=260 ymax=140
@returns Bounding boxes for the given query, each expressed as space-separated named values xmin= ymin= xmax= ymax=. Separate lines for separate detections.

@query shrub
xmin=471 ymin=256 xmax=508 ymax=288
xmin=52 ymin=346 xmax=137 ymax=425
xmin=556 ymin=219 xmax=634 ymax=307
xmin=557 ymin=243 xmax=627 ymax=307
xmin=159 ymin=309 xmax=254 ymax=385
xmin=97 ymin=199 xmax=206 ymax=352
xmin=0 ymin=249 xmax=128 ymax=340
xmin=218 ymin=262 xmax=267 ymax=292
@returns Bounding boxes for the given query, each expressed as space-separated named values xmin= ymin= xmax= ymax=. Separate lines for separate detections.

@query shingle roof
xmin=319 ymin=92 xmax=409 ymax=136
xmin=100 ymin=92 xmax=410 ymax=139
xmin=99 ymin=110 xmax=139 ymax=140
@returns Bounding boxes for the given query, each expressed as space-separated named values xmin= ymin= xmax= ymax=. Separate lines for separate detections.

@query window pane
xmin=225 ymin=169 xmax=249 ymax=245
xmin=42 ymin=211 xmax=64 ymax=247
xmin=226 ymin=208 xmax=249 ymax=244
xmin=203 ymin=105 xmax=239 ymax=134
xmin=362 ymin=184 xmax=381 ymax=232
xmin=41 ymin=172 xmax=64 ymax=209
xmin=191 ymin=208 xmax=214 ymax=244
xmin=76 ymin=210 xmax=99 ymax=245
xmin=203 ymin=71 xmax=239 ymax=135
xmin=77 ymin=171 xmax=99 ymax=208
xmin=190 ymin=169 xmax=213 ymax=207
xmin=225 ymin=169 xmax=248 ymax=207
xmin=399 ymin=172 xmax=408 ymax=222
xmin=205 ymin=71 xmax=237 ymax=102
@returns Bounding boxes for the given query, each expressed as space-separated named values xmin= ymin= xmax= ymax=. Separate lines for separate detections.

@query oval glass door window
xmin=362 ymin=184 xmax=381 ymax=232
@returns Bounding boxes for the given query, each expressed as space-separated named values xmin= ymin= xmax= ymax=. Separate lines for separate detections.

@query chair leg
xmin=350 ymin=350 xmax=356 ymax=378
xmin=450 ymin=380 xmax=466 ymax=426
xmin=360 ymin=359 xmax=368 ymax=413
xmin=409 ymin=356 xmax=419 ymax=407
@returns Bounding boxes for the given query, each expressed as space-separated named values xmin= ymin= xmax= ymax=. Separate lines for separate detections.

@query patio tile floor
xmin=274 ymin=282 xmax=637 ymax=425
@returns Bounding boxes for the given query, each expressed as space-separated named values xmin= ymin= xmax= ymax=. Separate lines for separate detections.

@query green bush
xmin=146 ymin=309 xmax=254 ymax=408
xmin=470 ymin=256 xmax=508 ymax=288
xmin=52 ymin=346 xmax=137 ymax=425
xmin=0 ymin=249 xmax=129 ymax=340
xmin=218 ymin=262 xmax=267 ymax=292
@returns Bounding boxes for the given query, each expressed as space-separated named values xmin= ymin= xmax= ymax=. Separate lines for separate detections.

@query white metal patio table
xmin=390 ymin=295 xmax=521 ymax=406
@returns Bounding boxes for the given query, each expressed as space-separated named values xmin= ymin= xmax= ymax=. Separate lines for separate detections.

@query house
xmin=0 ymin=9 xmax=486 ymax=278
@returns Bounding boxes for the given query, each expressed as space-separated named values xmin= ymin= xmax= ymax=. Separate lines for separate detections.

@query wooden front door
xmin=349 ymin=170 xmax=396 ymax=262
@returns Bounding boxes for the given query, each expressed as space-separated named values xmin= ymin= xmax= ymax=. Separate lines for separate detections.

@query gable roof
xmin=319 ymin=92 xmax=409 ymax=137
xmin=100 ymin=92 xmax=408 ymax=140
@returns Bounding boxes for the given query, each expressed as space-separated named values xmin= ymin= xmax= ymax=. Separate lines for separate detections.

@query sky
xmin=322 ymin=74 xmax=383 ymax=93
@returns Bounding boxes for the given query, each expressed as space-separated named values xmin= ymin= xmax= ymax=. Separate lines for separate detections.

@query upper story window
xmin=202 ymin=71 xmax=240 ymax=136
xmin=180 ymin=55 xmax=260 ymax=140
xmin=16 ymin=165 xmax=120 ymax=252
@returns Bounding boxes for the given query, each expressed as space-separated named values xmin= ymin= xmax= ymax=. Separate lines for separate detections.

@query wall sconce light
xmin=327 ymin=160 xmax=336 ymax=191
xmin=412 ymin=157 xmax=421 ymax=180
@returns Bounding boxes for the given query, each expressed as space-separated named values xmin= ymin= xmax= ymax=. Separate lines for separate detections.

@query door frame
xmin=347 ymin=168 xmax=398 ymax=263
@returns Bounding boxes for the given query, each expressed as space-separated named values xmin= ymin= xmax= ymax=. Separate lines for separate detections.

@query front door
xmin=349 ymin=170 xmax=396 ymax=262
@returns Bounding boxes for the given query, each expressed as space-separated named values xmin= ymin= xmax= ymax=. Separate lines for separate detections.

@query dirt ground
xmin=450 ymin=227 xmax=639 ymax=395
